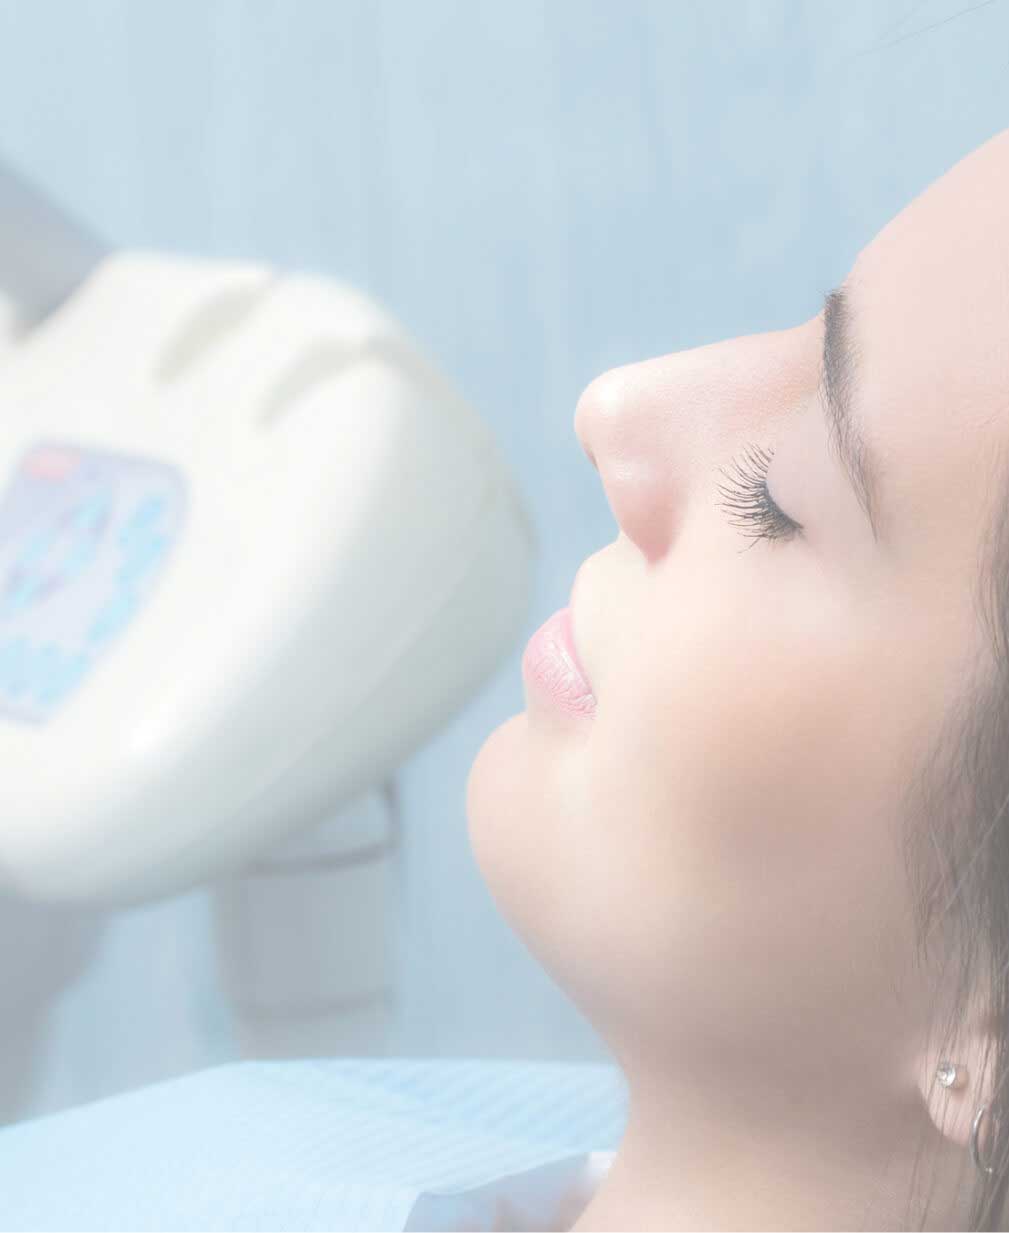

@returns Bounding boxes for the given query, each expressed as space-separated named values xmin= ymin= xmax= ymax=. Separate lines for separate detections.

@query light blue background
xmin=0 ymin=0 xmax=1006 ymax=1118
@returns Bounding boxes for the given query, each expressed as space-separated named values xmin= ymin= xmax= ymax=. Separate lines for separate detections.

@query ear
xmin=915 ymin=1016 xmax=998 ymax=1149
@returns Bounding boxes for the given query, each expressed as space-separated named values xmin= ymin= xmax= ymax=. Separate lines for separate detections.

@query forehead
xmin=846 ymin=127 xmax=1009 ymax=559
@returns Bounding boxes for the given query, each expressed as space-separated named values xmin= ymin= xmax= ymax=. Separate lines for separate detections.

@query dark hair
xmin=901 ymin=435 xmax=1009 ymax=1230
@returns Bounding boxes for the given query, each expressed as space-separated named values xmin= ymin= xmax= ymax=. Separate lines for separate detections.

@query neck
xmin=569 ymin=1057 xmax=972 ymax=1232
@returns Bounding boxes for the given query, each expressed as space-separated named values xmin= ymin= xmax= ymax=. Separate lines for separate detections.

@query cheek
xmin=552 ymin=567 xmax=925 ymax=1043
xmin=590 ymin=572 xmax=869 ymax=878
xmin=465 ymin=556 xmax=940 ymax=1061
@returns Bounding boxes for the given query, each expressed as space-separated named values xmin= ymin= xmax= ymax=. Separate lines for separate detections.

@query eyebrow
xmin=819 ymin=281 xmax=884 ymax=543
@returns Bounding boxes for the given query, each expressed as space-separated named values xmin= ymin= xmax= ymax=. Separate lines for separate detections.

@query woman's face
xmin=466 ymin=126 xmax=1009 ymax=1092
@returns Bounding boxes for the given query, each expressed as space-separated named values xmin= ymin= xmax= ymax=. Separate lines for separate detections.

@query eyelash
xmin=715 ymin=443 xmax=804 ymax=550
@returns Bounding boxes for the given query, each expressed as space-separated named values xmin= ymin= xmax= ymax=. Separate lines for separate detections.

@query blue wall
xmin=0 ymin=0 xmax=1007 ymax=1116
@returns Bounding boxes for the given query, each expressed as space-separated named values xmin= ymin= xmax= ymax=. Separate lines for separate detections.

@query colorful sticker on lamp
xmin=0 ymin=441 xmax=188 ymax=724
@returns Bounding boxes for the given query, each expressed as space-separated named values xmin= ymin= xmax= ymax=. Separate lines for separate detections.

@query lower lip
xmin=521 ymin=606 xmax=597 ymax=720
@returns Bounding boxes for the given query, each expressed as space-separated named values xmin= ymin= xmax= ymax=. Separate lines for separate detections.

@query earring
xmin=936 ymin=1060 xmax=966 ymax=1090
xmin=971 ymin=1103 xmax=997 ymax=1176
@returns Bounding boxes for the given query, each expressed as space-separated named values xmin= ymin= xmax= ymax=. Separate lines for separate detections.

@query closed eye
xmin=715 ymin=443 xmax=803 ymax=551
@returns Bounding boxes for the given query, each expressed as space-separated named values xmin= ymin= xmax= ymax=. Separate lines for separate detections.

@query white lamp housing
xmin=0 ymin=250 xmax=535 ymax=905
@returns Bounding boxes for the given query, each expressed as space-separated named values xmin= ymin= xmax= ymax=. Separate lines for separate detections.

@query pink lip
xmin=521 ymin=605 xmax=597 ymax=720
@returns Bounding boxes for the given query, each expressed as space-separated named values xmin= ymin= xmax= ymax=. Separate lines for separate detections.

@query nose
xmin=574 ymin=362 xmax=682 ymax=564
xmin=574 ymin=325 xmax=817 ymax=566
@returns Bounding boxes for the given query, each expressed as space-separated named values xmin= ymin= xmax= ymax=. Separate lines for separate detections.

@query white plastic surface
xmin=215 ymin=786 xmax=398 ymax=1057
xmin=0 ymin=251 xmax=535 ymax=904
xmin=0 ymin=289 xmax=23 ymax=366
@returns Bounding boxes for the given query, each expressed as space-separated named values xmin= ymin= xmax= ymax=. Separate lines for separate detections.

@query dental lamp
xmin=0 ymin=158 xmax=535 ymax=1090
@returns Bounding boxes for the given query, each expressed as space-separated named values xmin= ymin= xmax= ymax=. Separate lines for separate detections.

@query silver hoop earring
xmin=971 ymin=1103 xmax=996 ymax=1176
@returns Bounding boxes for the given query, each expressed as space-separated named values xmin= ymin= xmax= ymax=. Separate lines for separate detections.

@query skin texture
xmin=466 ymin=124 xmax=1009 ymax=1231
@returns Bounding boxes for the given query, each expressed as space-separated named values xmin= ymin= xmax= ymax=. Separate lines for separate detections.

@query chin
xmin=465 ymin=709 xmax=592 ymax=997
xmin=465 ymin=710 xmax=528 ymax=887
xmin=465 ymin=708 xmax=564 ymax=957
